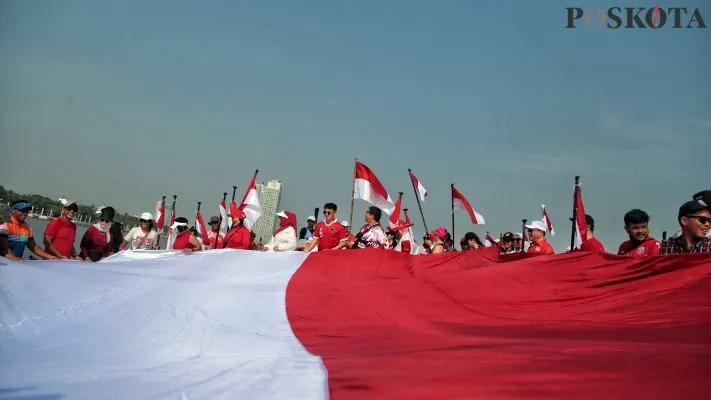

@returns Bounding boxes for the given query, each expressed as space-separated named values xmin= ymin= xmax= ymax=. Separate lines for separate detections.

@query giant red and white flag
xmin=388 ymin=193 xmax=403 ymax=229
xmin=573 ymin=184 xmax=587 ymax=249
xmin=354 ymin=160 xmax=395 ymax=215
xmin=239 ymin=172 xmax=262 ymax=229
xmin=541 ymin=204 xmax=555 ymax=236
xmin=451 ymin=185 xmax=485 ymax=224
xmin=409 ymin=170 xmax=427 ymax=201
xmin=3 ymin=250 xmax=710 ymax=399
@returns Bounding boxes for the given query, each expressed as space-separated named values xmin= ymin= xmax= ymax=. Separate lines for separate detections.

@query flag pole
xmin=521 ymin=219 xmax=527 ymax=253
xmin=348 ymin=158 xmax=358 ymax=230
xmin=408 ymin=169 xmax=429 ymax=235
xmin=662 ymin=231 xmax=667 ymax=241
xmin=450 ymin=183 xmax=455 ymax=241
xmin=569 ymin=176 xmax=580 ymax=252
xmin=231 ymin=186 xmax=237 ymax=202
xmin=196 ymin=201 xmax=201 ymax=222
xmin=156 ymin=196 xmax=166 ymax=248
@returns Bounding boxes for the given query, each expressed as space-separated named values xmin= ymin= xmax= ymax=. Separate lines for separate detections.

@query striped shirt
xmin=0 ymin=216 xmax=34 ymax=257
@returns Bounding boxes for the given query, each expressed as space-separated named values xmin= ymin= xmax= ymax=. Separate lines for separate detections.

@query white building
xmin=252 ymin=180 xmax=282 ymax=244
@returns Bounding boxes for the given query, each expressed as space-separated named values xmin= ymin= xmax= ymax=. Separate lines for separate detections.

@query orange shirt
xmin=527 ymin=240 xmax=555 ymax=255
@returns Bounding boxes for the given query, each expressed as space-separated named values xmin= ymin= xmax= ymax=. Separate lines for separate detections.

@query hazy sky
xmin=1 ymin=0 xmax=708 ymax=251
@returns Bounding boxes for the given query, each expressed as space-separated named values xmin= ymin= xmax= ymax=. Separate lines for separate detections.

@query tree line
xmin=0 ymin=185 xmax=140 ymax=227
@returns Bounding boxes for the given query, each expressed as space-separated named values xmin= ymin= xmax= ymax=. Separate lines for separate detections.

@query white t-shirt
xmin=123 ymin=227 xmax=159 ymax=250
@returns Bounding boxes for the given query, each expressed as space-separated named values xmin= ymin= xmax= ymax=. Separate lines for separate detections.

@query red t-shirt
xmin=223 ymin=226 xmax=251 ymax=250
xmin=80 ymin=225 xmax=111 ymax=259
xmin=618 ymin=238 xmax=661 ymax=257
xmin=313 ymin=221 xmax=347 ymax=250
xmin=580 ymin=237 xmax=605 ymax=252
xmin=44 ymin=217 xmax=77 ymax=258
xmin=527 ymin=240 xmax=555 ymax=255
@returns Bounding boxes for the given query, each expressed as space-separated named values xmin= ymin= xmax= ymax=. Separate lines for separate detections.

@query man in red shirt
xmin=577 ymin=214 xmax=605 ymax=252
xmin=44 ymin=200 xmax=82 ymax=260
xmin=302 ymin=202 xmax=348 ymax=252
xmin=524 ymin=220 xmax=555 ymax=255
xmin=617 ymin=209 xmax=660 ymax=257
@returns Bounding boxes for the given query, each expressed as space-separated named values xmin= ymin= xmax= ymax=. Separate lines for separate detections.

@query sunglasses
xmin=687 ymin=215 xmax=711 ymax=224
xmin=100 ymin=218 xmax=111 ymax=223
xmin=323 ymin=211 xmax=332 ymax=215
xmin=209 ymin=221 xmax=219 ymax=225
xmin=18 ymin=208 xmax=32 ymax=214
xmin=140 ymin=219 xmax=150 ymax=223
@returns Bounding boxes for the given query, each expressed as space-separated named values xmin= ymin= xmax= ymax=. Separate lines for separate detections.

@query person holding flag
xmin=222 ymin=207 xmax=251 ymax=250
xmin=205 ymin=216 xmax=225 ymax=249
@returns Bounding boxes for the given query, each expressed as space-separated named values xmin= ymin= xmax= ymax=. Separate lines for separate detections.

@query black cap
xmin=678 ymin=199 xmax=709 ymax=220
xmin=693 ymin=190 xmax=711 ymax=205
xmin=502 ymin=232 xmax=514 ymax=242
xmin=99 ymin=207 xmax=115 ymax=221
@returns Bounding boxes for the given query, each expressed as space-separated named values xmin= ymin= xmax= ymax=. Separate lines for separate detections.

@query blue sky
xmin=0 ymin=0 xmax=708 ymax=251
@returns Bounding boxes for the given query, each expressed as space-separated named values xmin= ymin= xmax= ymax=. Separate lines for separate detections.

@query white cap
xmin=276 ymin=211 xmax=288 ymax=218
xmin=307 ymin=215 xmax=316 ymax=222
xmin=170 ymin=221 xmax=188 ymax=229
xmin=59 ymin=198 xmax=76 ymax=207
xmin=139 ymin=212 xmax=153 ymax=220
xmin=524 ymin=220 xmax=547 ymax=232
xmin=340 ymin=220 xmax=349 ymax=227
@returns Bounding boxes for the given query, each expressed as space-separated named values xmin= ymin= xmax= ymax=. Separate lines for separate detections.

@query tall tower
xmin=253 ymin=180 xmax=283 ymax=244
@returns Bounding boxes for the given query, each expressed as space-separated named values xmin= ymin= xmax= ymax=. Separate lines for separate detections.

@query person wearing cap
xmin=428 ymin=227 xmax=448 ymax=254
xmin=80 ymin=206 xmax=117 ymax=261
xmin=44 ymin=199 xmax=82 ymax=259
xmin=352 ymin=206 xmax=387 ymax=250
xmin=670 ymin=190 xmax=711 ymax=240
xmin=524 ymin=220 xmax=555 ymax=255
xmin=204 ymin=216 xmax=225 ymax=249
xmin=299 ymin=216 xmax=316 ymax=240
xmin=263 ymin=210 xmax=298 ymax=252
xmin=120 ymin=212 xmax=159 ymax=250
xmin=303 ymin=203 xmax=348 ymax=252
xmin=617 ymin=209 xmax=661 ymax=257
xmin=0 ymin=200 xmax=57 ymax=261
xmin=170 ymin=217 xmax=202 ymax=252
xmin=660 ymin=199 xmax=711 ymax=254
xmin=222 ymin=205 xmax=251 ymax=250
xmin=500 ymin=232 xmax=517 ymax=254
xmin=576 ymin=214 xmax=605 ymax=252
xmin=392 ymin=220 xmax=415 ymax=254
xmin=101 ymin=206 xmax=124 ymax=255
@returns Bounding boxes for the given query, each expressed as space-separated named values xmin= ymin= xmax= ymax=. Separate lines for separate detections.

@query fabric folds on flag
xmin=4 ymin=250 xmax=709 ymax=399
xmin=219 ymin=199 xmax=227 ymax=231
xmin=195 ymin=210 xmax=208 ymax=240
xmin=388 ymin=194 xmax=402 ymax=229
xmin=573 ymin=184 xmax=587 ymax=248
xmin=354 ymin=161 xmax=395 ymax=215
xmin=155 ymin=199 xmax=165 ymax=231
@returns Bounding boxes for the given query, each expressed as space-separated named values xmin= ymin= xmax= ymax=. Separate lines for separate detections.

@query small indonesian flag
xmin=155 ymin=199 xmax=165 ymax=230
xmin=409 ymin=170 xmax=427 ymax=201
xmin=239 ymin=172 xmax=262 ymax=230
xmin=354 ymin=160 xmax=395 ymax=215
xmin=451 ymin=185 xmax=485 ymax=224
xmin=542 ymin=204 xmax=555 ymax=236
xmin=573 ymin=184 xmax=587 ymax=249
xmin=195 ymin=210 xmax=208 ymax=240
xmin=219 ymin=199 xmax=228 ymax=231
xmin=389 ymin=194 xmax=403 ymax=229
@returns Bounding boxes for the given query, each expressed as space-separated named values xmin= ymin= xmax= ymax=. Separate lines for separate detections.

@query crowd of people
xmin=1 ymin=190 xmax=709 ymax=262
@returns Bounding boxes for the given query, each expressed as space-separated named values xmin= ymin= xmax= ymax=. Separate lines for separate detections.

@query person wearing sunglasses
xmin=80 ymin=207 xmax=116 ymax=262
xmin=119 ymin=212 xmax=159 ymax=250
xmin=660 ymin=199 xmax=711 ymax=254
xmin=204 ymin=216 xmax=225 ymax=249
xmin=44 ymin=199 xmax=83 ymax=259
xmin=0 ymin=200 xmax=57 ymax=261
xmin=302 ymin=203 xmax=348 ymax=252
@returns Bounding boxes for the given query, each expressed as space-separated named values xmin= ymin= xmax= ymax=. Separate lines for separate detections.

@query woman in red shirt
xmin=80 ymin=207 xmax=115 ymax=262
xmin=170 ymin=217 xmax=202 ymax=252
xmin=222 ymin=208 xmax=251 ymax=250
